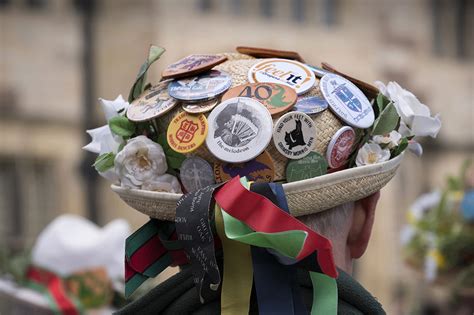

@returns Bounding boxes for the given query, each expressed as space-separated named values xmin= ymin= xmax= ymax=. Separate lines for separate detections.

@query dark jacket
xmin=116 ymin=266 xmax=385 ymax=315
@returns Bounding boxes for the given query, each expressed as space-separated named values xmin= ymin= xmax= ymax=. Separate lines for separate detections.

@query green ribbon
xmin=310 ymin=272 xmax=338 ymax=315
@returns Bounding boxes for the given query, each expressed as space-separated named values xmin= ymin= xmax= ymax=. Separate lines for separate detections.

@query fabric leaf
xmin=109 ymin=116 xmax=136 ymax=137
xmin=128 ymin=45 xmax=166 ymax=102
xmin=371 ymin=102 xmax=399 ymax=135
xmin=93 ymin=152 xmax=115 ymax=172
xmin=390 ymin=137 xmax=408 ymax=157
xmin=376 ymin=92 xmax=391 ymax=113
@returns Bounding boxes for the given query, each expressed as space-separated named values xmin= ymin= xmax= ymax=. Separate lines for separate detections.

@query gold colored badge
xmin=167 ymin=111 xmax=208 ymax=153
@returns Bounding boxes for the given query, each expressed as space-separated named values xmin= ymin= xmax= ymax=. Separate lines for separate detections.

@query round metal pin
xmin=286 ymin=151 xmax=328 ymax=182
xmin=162 ymin=54 xmax=227 ymax=80
xmin=206 ymin=97 xmax=273 ymax=163
xmin=293 ymin=96 xmax=328 ymax=115
xmin=182 ymin=98 xmax=219 ymax=114
xmin=168 ymin=70 xmax=232 ymax=102
xmin=127 ymin=80 xmax=178 ymax=122
xmin=248 ymin=58 xmax=316 ymax=95
xmin=273 ymin=111 xmax=317 ymax=159
xmin=179 ymin=156 xmax=215 ymax=193
xmin=326 ymin=126 xmax=356 ymax=169
xmin=320 ymin=73 xmax=374 ymax=129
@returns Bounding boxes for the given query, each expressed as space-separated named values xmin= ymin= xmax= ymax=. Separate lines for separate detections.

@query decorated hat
xmin=83 ymin=45 xmax=441 ymax=312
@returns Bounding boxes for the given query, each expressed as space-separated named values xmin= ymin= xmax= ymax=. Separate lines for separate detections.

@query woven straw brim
xmin=111 ymin=153 xmax=403 ymax=221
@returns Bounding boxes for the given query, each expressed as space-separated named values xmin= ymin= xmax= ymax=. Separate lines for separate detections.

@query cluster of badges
xmin=138 ymin=51 xmax=378 ymax=189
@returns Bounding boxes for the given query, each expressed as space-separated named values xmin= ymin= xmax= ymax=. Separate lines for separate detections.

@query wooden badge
xmin=321 ymin=62 xmax=379 ymax=99
xmin=221 ymin=83 xmax=297 ymax=116
xmin=162 ymin=54 xmax=227 ymax=79
xmin=214 ymin=150 xmax=275 ymax=183
xmin=236 ymin=46 xmax=305 ymax=63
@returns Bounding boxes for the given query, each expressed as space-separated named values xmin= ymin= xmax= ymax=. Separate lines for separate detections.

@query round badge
xmin=167 ymin=111 xmax=208 ymax=153
xmin=206 ymin=97 xmax=273 ymax=163
xmin=320 ymin=73 xmax=375 ymax=129
xmin=326 ymin=126 xmax=356 ymax=169
xmin=182 ymin=98 xmax=219 ymax=114
xmin=179 ymin=156 xmax=215 ymax=193
xmin=286 ymin=152 xmax=328 ymax=182
xmin=127 ymin=81 xmax=178 ymax=122
xmin=248 ymin=58 xmax=316 ymax=95
xmin=168 ymin=70 xmax=232 ymax=102
xmin=162 ymin=54 xmax=227 ymax=79
xmin=305 ymin=64 xmax=330 ymax=78
xmin=214 ymin=150 xmax=275 ymax=183
xmin=273 ymin=112 xmax=316 ymax=159
xmin=293 ymin=96 xmax=328 ymax=115
xmin=221 ymin=83 xmax=297 ymax=116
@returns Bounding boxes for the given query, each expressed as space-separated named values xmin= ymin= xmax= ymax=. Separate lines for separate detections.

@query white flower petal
xmin=83 ymin=125 xmax=121 ymax=155
xmin=356 ymin=143 xmax=391 ymax=166
xmin=408 ymin=141 xmax=423 ymax=157
xmin=374 ymin=81 xmax=387 ymax=96
xmin=142 ymin=174 xmax=182 ymax=193
xmin=410 ymin=114 xmax=441 ymax=138
xmin=99 ymin=95 xmax=130 ymax=122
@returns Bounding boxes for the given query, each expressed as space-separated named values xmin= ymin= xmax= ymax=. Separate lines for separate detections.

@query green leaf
xmin=371 ymin=102 xmax=399 ymax=135
xmin=376 ymin=93 xmax=391 ymax=113
xmin=93 ymin=152 xmax=116 ymax=172
xmin=109 ymin=115 xmax=136 ymax=137
xmin=128 ymin=45 xmax=166 ymax=102
xmin=156 ymin=133 xmax=186 ymax=170
xmin=390 ymin=137 xmax=408 ymax=157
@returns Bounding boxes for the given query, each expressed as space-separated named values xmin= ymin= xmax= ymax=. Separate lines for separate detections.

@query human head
xmin=299 ymin=191 xmax=380 ymax=273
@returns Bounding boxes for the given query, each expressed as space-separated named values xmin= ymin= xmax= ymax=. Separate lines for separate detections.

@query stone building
xmin=0 ymin=0 xmax=472 ymax=313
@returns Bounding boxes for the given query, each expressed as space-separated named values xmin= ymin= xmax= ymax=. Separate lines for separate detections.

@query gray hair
xmin=298 ymin=202 xmax=354 ymax=243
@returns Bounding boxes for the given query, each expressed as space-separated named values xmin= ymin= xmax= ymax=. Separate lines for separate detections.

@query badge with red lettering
xmin=162 ymin=54 xmax=227 ymax=79
xmin=206 ymin=97 xmax=273 ymax=163
xmin=214 ymin=150 xmax=275 ymax=183
xmin=248 ymin=59 xmax=316 ymax=95
xmin=167 ymin=111 xmax=208 ymax=153
xmin=273 ymin=112 xmax=316 ymax=159
xmin=326 ymin=126 xmax=356 ymax=169
xmin=221 ymin=83 xmax=297 ymax=116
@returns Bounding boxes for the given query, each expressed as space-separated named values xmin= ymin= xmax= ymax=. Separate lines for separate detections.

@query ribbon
xmin=27 ymin=266 xmax=81 ymax=315
xmin=310 ymin=272 xmax=338 ymax=315
xmin=175 ymin=184 xmax=224 ymax=303
xmin=214 ymin=176 xmax=337 ymax=278
xmin=125 ymin=219 xmax=188 ymax=297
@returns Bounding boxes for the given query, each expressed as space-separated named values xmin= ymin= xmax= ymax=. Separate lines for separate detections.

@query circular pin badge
xmin=273 ymin=112 xmax=316 ymax=159
xmin=214 ymin=150 xmax=275 ymax=183
xmin=248 ymin=58 xmax=316 ymax=95
xmin=162 ymin=54 xmax=227 ymax=79
xmin=168 ymin=70 xmax=232 ymax=102
xmin=326 ymin=126 xmax=356 ymax=169
xmin=293 ymin=96 xmax=328 ymax=115
xmin=286 ymin=152 xmax=328 ymax=182
xmin=167 ymin=111 xmax=208 ymax=153
xmin=221 ymin=83 xmax=297 ymax=116
xmin=305 ymin=64 xmax=330 ymax=78
xmin=182 ymin=98 xmax=219 ymax=114
xmin=320 ymin=73 xmax=375 ymax=129
xmin=206 ymin=97 xmax=273 ymax=163
xmin=179 ymin=156 xmax=215 ymax=193
xmin=127 ymin=81 xmax=178 ymax=122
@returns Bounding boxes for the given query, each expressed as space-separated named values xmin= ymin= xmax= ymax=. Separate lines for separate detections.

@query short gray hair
xmin=298 ymin=202 xmax=354 ymax=242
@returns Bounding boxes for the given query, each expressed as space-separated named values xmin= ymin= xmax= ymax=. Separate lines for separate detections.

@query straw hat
xmin=111 ymin=52 xmax=404 ymax=221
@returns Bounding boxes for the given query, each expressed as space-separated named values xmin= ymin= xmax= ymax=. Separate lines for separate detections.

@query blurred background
xmin=0 ymin=0 xmax=473 ymax=314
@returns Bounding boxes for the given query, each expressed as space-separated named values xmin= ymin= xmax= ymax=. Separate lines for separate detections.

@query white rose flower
xmin=99 ymin=95 xmax=130 ymax=122
xmin=374 ymin=81 xmax=441 ymax=138
xmin=355 ymin=143 xmax=391 ymax=167
xmin=142 ymin=174 xmax=182 ymax=194
xmin=114 ymin=136 xmax=167 ymax=188
xmin=372 ymin=130 xmax=402 ymax=149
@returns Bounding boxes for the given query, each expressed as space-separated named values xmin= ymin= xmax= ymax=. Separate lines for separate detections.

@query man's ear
xmin=347 ymin=191 xmax=380 ymax=259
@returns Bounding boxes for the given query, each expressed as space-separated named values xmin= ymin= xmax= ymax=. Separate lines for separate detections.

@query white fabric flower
xmin=114 ymin=136 xmax=167 ymax=188
xmin=355 ymin=143 xmax=391 ymax=167
xmin=372 ymin=130 xmax=402 ymax=149
xmin=99 ymin=95 xmax=129 ymax=122
xmin=374 ymin=81 xmax=441 ymax=138
xmin=142 ymin=174 xmax=182 ymax=194
xmin=408 ymin=140 xmax=423 ymax=157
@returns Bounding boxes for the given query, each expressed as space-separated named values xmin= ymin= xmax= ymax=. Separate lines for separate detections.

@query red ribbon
xmin=214 ymin=176 xmax=338 ymax=278
xmin=27 ymin=266 xmax=80 ymax=315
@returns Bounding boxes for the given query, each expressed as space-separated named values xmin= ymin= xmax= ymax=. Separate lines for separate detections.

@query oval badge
xmin=326 ymin=126 xmax=356 ymax=169
xmin=168 ymin=70 xmax=232 ymax=102
xmin=167 ymin=111 xmax=208 ymax=153
xmin=162 ymin=54 xmax=227 ymax=79
xmin=293 ymin=96 xmax=328 ymax=115
xmin=127 ymin=81 xmax=178 ymax=122
xmin=221 ymin=83 xmax=297 ymax=116
xmin=179 ymin=156 xmax=215 ymax=193
xmin=320 ymin=73 xmax=374 ymax=129
xmin=248 ymin=58 xmax=316 ymax=95
xmin=273 ymin=111 xmax=316 ymax=159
